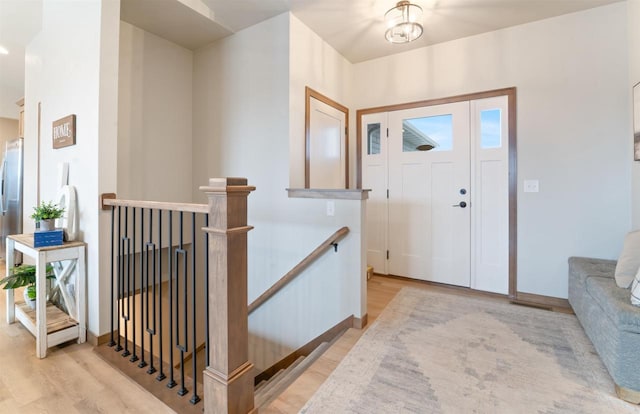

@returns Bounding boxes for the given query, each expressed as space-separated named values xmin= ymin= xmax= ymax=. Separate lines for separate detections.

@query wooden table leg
xmin=5 ymin=238 xmax=15 ymax=324
xmin=77 ymin=246 xmax=86 ymax=343
xmin=36 ymin=250 xmax=47 ymax=359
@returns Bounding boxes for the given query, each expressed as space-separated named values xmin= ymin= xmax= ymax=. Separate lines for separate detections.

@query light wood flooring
xmin=0 ymin=262 xmax=175 ymax=414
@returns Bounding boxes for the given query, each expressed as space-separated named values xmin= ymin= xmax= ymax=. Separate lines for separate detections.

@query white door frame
xmin=357 ymin=88 xmax=517 ymax=298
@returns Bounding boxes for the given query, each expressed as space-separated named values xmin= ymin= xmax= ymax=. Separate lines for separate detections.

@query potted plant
xmin=0 ymin=264 xmax=54 ymax=309
xmin=31 ymin=201 xmax=65 ymax=231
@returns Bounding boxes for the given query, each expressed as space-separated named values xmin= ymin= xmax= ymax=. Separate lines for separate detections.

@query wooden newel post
xmin=200 ymin=177 xmax=256 ymax=414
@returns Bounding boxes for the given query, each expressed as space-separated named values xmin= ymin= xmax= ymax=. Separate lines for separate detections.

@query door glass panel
xmin=480 ymin=109 xmax=501 ymax=148
xmin=402 ymin=114 xmax=453 ymax=152
xmin=367 ymin=123 xmax=381 ymax=155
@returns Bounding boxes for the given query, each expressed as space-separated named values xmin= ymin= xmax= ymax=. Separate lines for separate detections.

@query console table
xmin=5 ymin=234 xmax=86 ymax=358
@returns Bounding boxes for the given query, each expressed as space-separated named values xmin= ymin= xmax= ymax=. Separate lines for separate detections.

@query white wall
xmin=630 ymin=0 xmax=640 ymax=227
xmin=193 ymin=13 xmax=364 ymax=371
xmin=118 ymin=21 xmax=193 ymax=202
xmin=192 ymin=14 xmax=290 ymax=201
xmin=289 ymin=14 xmax=354 ymax=188
xmin=24 ymin=0 xmax=120 ymax=336
xmin=97 ymin=0 xmax=121 ymax=338
xmin=353 ymin=3 xmax=630 ymax=299
xmin=0 ymin=88 xmax=22 ymax=119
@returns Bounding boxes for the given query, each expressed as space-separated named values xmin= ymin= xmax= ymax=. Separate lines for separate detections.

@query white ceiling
xmin=122 ymin=0 xmax=623 ymax=63
xmin=291 ymin=0 xmax=623 ymax=63
xmin=0 ymin=0 xmax=624 ymax=118
xmin=120 ymin=0 xmax=231 ymax=49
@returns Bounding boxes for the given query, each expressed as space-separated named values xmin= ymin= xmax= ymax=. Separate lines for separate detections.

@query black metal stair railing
xmin=106 ymin=201 xmax=209 ymax=406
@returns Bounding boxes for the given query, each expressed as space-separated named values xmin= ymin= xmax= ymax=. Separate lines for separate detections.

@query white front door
xmin=388 ymin=102 xmax=471 ymax=286
xmin=361 ymin=94 xmax=511 ymax=294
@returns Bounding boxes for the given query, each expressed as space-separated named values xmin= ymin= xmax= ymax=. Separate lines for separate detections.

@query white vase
xmin=23 ymin=287 xmax=36 ymax=310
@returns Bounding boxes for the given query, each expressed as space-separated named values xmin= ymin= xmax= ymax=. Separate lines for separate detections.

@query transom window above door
xmin=402 ymin=114 xmax=453 ymax=152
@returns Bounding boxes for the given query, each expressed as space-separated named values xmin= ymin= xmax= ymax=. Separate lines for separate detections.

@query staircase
xmin=98 ymin=179 xmax=357 ymax=413
xmin=98 ymin=333 xmax=338 ymax=413
xmin=254 ymin=341 xmax=331 ymax=411
xmin=181 ymin=337 xmax=337 ymax=411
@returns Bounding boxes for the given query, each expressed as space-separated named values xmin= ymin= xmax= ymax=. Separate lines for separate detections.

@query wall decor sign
xmin=634 ymin=82 xmax=640 ymax=161
xmin=52 ymin=114 xmax=76 ymax=149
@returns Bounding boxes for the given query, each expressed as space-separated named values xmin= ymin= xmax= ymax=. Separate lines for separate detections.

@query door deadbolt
xmin=459 ymin=188 xmax=467 ymax=195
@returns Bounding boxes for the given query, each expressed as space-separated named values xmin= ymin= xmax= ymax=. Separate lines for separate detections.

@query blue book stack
xmin=34 ymin=229 xmax=64 ymax=248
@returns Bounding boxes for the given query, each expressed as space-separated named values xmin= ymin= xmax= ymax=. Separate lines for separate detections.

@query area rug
xmin=301 ymin=287 xmax=637 ymax=413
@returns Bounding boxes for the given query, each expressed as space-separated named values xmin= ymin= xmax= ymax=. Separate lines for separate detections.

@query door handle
xmin=452 ymin=201 xmax=467 ymax=208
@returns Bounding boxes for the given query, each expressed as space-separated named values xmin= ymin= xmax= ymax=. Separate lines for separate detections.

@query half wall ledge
xmin=286 ymin=188 xmax=371 ymax=200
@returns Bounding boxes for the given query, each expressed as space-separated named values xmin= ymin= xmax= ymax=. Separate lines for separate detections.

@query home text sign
xmin=52 ymin=115 xmax=76 ymax=149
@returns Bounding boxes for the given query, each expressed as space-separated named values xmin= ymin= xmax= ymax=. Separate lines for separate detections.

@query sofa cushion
xmin=615 ymin=230 xmax=640 ymax=288
xmin=586 ymin=276 xmax=640 ymax=333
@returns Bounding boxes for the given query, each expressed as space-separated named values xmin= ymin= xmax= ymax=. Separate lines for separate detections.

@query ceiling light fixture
xmin=0 ymin=46 xmax=8 ymax=55
xmin=384 ymin=1 xmax=424 ymax=44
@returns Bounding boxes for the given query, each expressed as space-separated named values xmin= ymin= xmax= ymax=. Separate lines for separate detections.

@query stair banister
xmin=200 ymin=177 xmax=256 ymax=414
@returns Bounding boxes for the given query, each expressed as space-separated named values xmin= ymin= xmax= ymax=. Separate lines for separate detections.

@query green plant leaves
xmin=30 ymin=201 xmax=65 ymax=221
xmin=0 ymin=264 xmax=55 ymax=290
xmin=26 ymin=285 xmax=36 ymax=300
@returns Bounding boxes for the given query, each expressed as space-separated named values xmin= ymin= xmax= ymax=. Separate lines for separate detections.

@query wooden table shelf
xmin=5 ymin=234 xmax=86 ymax=358
xmin=15 ymin=301 xmax=78 ymax=334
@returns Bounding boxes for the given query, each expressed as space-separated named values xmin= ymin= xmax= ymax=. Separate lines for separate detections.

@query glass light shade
xmin=384 ymin=1 xmax=424 ymax=44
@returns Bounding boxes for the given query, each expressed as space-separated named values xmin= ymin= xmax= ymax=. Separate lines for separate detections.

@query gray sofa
xmin=568 ymin=257 xmax=640 ymax=403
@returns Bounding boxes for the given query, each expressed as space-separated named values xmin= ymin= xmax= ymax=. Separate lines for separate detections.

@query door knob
xmin=452 ymin=201 xmax=467 ymax=208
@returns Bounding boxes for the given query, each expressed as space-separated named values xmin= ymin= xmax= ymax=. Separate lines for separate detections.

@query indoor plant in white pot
xmin=0 ymin=264 xmax=54 ymax=309
xmin=31 ymin=201 xmax=65 ymax=231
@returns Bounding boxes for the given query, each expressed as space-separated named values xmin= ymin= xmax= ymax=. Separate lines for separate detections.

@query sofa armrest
xmin=569 ymin=257 xmax=616 ymax=282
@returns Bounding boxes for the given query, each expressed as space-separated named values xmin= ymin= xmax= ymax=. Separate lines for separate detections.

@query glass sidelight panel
xmin=367 ymin=123 xmax=381 ymax=155
xmin=402 ymin=114 xmax=453 ymax=152
xmin=480 ymin=109 xmax=502 ymax=148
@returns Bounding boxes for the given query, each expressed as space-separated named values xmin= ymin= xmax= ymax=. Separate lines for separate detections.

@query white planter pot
xmin=23 ymin=287 xmax=36 ymax=310
xmin=39 ymin=219 xmax=55 ymax=231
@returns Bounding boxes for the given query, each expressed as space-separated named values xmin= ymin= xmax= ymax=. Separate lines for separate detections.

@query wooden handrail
xmin=101 ymin=194 xmax=208 ymax=214
xmin=248 ymin=226 xmax=350 ymax=314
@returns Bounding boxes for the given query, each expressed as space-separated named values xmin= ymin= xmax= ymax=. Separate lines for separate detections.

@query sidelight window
xmin=367 ymin=123 xmax=381 ymax=155
xmin=480 ymin=109 xmax=502 ymax=148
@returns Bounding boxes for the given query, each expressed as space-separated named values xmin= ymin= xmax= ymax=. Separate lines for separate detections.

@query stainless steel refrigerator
xmin=0 ymin=138 xmax=23 ymax=263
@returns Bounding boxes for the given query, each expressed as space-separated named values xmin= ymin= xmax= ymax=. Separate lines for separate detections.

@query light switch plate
xmin=326 ymin=201 xmax=335 ymax=216
xmin=524 ymin=180 xmax=539 ymax=193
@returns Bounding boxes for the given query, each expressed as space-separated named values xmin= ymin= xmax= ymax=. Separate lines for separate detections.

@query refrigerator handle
xmin=0 ymin=159 xmax=6 ymax=215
